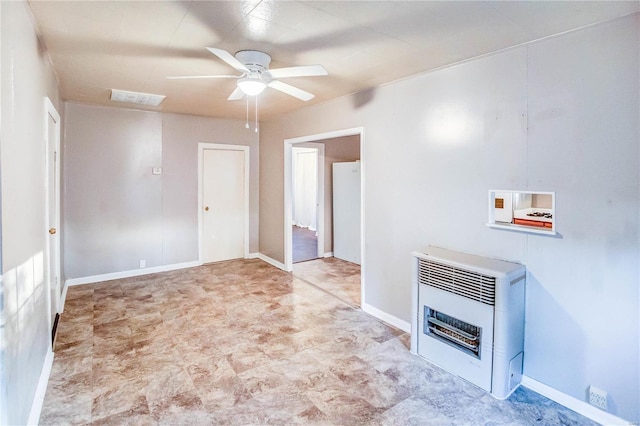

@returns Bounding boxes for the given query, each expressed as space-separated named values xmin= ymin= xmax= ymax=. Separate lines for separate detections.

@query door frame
xmin=197 ymin=143 xmax=250 ymax=263
xmin=44 ymin=97 xmax=61 ymax=345
xmin=291 ymin=143 xmax=325 ymax=261
xmin=283 ymin=128 xmax=365 ymax=301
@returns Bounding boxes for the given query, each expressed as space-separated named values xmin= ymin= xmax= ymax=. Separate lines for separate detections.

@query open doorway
xmin=284 ymin=128 xmax=363 ymax=307
xmin=292 ymin=145 xmax=322 ymax=263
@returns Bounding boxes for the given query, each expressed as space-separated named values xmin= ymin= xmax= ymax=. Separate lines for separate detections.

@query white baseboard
xmin=246 ymin=252 xmax=260 ymax=259
xmin=59 ymin=279 xmax=69 ymax=313
xmin=65 ymin=260 xmax=202 ymax=287
xmin=323 ymin=252 xmax=334 ymax=258
xmin=27 ymin=348 xmax=54 ymax=425
xmin=362 ymin=302 xmax=411 ymax=333
xmin=256 ymin=253 xmax=287 ymax=271
xmin=521 ymin=376 xmax=632 ymax=425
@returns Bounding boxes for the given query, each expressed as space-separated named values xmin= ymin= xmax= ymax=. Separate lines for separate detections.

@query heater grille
xmin=425 ymin=307 xmax=481 ymax=358
xmin=418 ymin=258 xmax=496 ymax=305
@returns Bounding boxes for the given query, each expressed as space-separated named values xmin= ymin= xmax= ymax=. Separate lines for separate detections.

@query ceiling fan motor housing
xmin=235 ymin=50 xmax=271 ymax=74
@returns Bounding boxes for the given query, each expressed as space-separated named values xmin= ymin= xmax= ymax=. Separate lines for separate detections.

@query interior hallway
xmin=40 ymin=259 xmax=596 ymax=425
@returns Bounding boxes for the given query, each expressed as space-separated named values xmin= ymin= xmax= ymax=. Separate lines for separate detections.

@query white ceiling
xmin=28 ymin=1 xmax=639 ymax=120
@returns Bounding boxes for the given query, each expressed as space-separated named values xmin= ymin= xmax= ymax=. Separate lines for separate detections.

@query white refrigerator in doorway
xmin=332 ymin=161 xmax=361 ymax=265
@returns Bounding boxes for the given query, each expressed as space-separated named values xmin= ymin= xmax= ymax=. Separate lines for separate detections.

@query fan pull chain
xmin=245 ymin=96 xmax=250 ymax=129
xmin=255 ymin=95 xmax=259 ymax=133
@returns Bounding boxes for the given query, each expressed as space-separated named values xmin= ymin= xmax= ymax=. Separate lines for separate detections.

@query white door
xmin=202 ymin=149 xmax=245 ymax=263
xmin=292 ymin=147 xmax=318 ymax=230
xmin=45 ymin=98 xmax=61 ymax=345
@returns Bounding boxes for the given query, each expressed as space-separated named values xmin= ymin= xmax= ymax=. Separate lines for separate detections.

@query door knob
xmin=49 ymin=228 xmax=57 ymax=235
xmin=204 ymin=206 xmax=209 ymax=211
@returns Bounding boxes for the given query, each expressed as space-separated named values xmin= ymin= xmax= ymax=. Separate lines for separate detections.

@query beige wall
xmin=300 ymin=135 xmax=360 ymax=253
xmin=0 ymin=1 xmax=62 ymax=424
xmin=532 ymin=193 xmax=552 ymax=209
xmin=259 ymin=15 xmax=639 ymax=422
xmin=161 ymin=113 xmax=260 ymax=260
xmin=260 ymin=119 xmax=357 ymax=263
xmin=63 ymin=104 xmax=259 ymax=279
xmin=64 ymin=104 xmax=163 ymax=277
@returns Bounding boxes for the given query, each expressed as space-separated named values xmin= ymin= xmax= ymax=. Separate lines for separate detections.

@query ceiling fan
xmin=168 ymin=48 xmax=328 ymax=101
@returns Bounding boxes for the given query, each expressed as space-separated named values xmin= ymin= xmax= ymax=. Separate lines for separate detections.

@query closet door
xmin=202 ymin=148 xmax=245 ymax=263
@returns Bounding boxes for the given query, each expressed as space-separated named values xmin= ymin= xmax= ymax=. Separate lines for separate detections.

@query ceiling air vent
xmin=110 ymin=89 xmax=165 ymax=106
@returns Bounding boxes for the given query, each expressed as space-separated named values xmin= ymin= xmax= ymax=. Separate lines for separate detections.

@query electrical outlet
xmin=588 ymin=385 xmax=608 ymax=411
xmin=140 ymin=259 xmax=146 ymax=268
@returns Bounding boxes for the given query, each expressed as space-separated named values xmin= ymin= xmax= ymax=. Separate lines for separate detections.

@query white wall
xmin=63 ymin=104 xmax=259 ymax=279
xmin=260 ymin=14 xmax=639 ymax=423
xmin=523 ymin=16 xmax=639 ymax=419
xmin=0 ymin=1 xmax=62 ymax=424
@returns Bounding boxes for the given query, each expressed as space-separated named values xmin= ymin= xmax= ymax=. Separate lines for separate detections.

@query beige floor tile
xmin=41 ymin=258 xmax=596 ymax=426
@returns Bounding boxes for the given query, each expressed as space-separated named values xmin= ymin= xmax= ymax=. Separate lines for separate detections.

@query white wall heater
xmin=410 ymin=246 xmax=526 ymax=399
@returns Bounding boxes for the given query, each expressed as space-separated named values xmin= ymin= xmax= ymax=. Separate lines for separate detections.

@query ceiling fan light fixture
xmin=237 ymin=78 xmax=266 ymax=96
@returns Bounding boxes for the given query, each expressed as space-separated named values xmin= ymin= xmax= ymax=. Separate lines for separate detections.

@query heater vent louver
xmin=418 ymin=258 xmax=496 ymax=306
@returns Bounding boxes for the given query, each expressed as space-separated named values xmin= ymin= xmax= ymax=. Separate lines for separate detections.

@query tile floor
xmin=293 ymin=257 xmax=361 ymax=307
xmin=40 ymin=259 xmax=596 ymax=425
xmin=293 ymin=225 xmax=318 ymax=264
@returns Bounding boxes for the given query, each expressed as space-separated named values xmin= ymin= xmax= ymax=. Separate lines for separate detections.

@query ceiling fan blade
xmin=268 ymin=80 xmax=315 ymax=101
xmin=206 ymin=47 xmax=250 ymax=73
xmin=227 ymin=86 xmax=245 ymax=101
xmin=267 ymin=65 xmax=328 ymax=79
xmin=166 ymin=75 xmax=240 ymax=80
